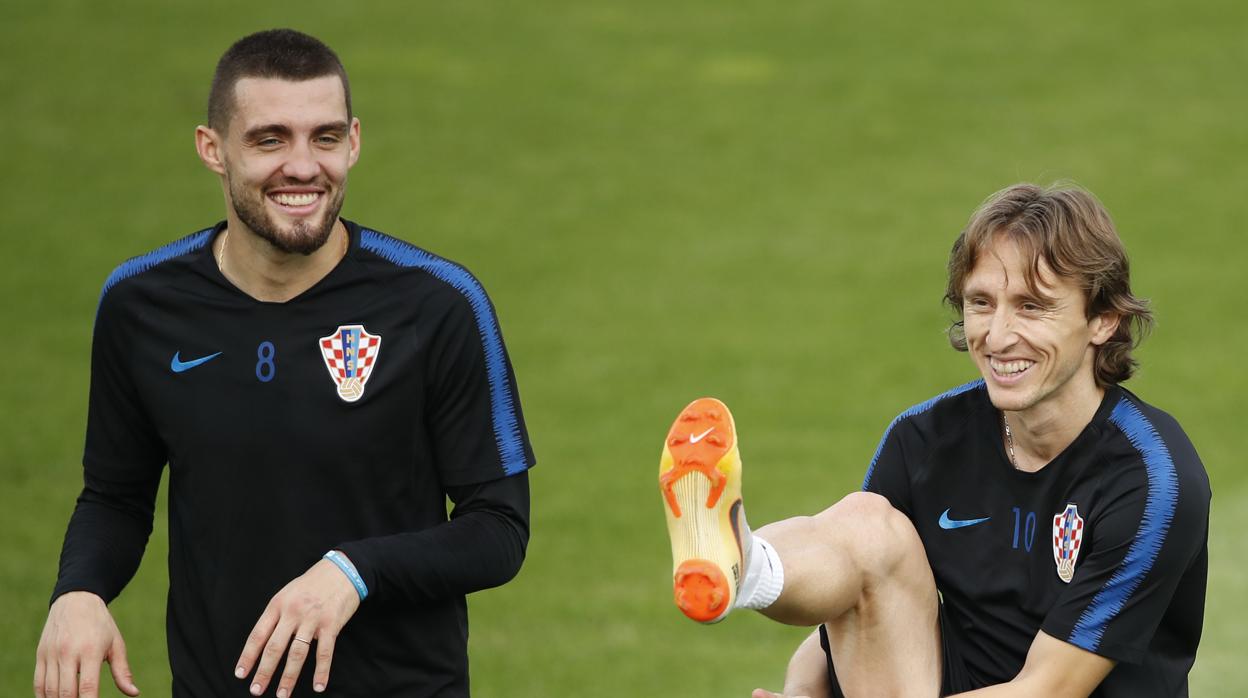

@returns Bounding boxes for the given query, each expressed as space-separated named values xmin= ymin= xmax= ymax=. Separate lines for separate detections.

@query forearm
xmin=336 ymin=472 xmax=530 ymax=602
xmin=51 ymin=474 xmax=159 ymax=605
xmin=952 ymin=677 xmax=1060 ymax=698
xmin=951 ymin=673 xmax=1096 ymax=698
xmin=951 ymin=631 xmax=1113 ymax=698
xmin=783 ymin=628 xmax=833 ymax=697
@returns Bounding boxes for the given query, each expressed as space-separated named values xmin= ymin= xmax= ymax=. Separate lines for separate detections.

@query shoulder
xmin=355 ymin=227 xmax=488 ymax=295
xmin=1056 ymin=390 xmax=1210 ymax=658
xmin=1106 ymin=390 xmax=1202 ymax=462
xmin=96 ymin=227 xmax=217 ymax=315
xmin=1073 ymin=388 xmax=1211 ymax=601
xmin=863 ymin=379 xmax=986 ymax=482
xmin=352 ymin=225 xmax=515 ymax=354
xmin=880 ymin=379 xmax=987 ymax=444
xmin=354 ymin=226 xmax=499 ymax=313
xmin=1099 ymin=388 xmax=1210 ymax=517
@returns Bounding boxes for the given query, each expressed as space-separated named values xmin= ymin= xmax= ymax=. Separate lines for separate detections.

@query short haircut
xmin=944 ymin=183 xmax=1153 ymax=387
xmin=207 ymin=28 xmax=351 ymax=133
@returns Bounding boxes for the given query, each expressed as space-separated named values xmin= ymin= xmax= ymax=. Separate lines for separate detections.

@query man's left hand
xmin=236 ymin=558 xmax=362 ymax=697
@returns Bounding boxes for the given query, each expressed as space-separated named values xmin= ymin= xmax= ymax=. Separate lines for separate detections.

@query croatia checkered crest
xmin=319 ymin=324 xmax=382 ymax=402
xmin=1052 ymin=503 xmax=1085 ymax=584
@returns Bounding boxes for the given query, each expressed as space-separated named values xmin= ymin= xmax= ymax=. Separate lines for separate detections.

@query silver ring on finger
xmin=293 ymin=637 xmax=312 ymax=645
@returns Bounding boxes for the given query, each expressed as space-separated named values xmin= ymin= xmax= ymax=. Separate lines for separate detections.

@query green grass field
xmin=3 ymin=1 xmax=1245 ymax=695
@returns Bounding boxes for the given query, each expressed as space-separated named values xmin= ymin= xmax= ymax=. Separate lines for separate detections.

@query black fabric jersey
xmin=52 ymin=220 xmax=536 ymax=697
xmin=862 ymin=380 xmax=1209 ymax=696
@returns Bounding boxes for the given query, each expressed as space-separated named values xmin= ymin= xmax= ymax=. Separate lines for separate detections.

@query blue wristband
xmin=324 ymin=550 xmax=369 ymax=600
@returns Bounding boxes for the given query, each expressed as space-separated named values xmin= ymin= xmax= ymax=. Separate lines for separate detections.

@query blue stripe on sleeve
xmin=359 ymin=229 xmax=529 ymax=476
xmin=861 ymin=379 xmax=984 ymax=490
xmin=98 ymin=228 xmax=215 ymax=306
xmin=1068 ymin=397 xmax=1179 ymax=652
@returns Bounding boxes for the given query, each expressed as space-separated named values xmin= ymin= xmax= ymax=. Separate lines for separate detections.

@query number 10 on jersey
xmin=1012 ymin=507 xmax=1037 ymax=552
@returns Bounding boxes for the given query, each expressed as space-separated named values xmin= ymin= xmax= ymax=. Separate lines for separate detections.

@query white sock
xmin=735 ymin=533 xmax=785 ymax=610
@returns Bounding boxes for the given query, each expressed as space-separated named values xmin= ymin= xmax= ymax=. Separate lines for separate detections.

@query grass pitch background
xmin=3 ymin=1 xmax=1245 ymax=695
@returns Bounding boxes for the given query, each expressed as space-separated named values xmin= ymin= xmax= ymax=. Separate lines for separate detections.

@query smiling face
xmin=203 ymin=75 xmax=360 ymax=255
xmin=961 ymin=234 xmax=1117 ymax=416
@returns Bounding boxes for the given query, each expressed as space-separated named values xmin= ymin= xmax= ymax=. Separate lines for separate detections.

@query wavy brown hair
xmin=944 ymin=183 xmax=1153 ymax=387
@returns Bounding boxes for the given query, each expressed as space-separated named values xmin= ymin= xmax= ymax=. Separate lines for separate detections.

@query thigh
xmin=758 ymin=492 xmax=937 ymax=628
xmin=818 ymin=497 xmax=942 ymax=697
xmin=820 ymin=598 xmax=972 ymax=698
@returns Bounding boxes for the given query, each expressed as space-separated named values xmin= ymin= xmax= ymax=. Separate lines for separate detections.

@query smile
xmin=268 ymin=191 xmax=322 ymax=209
xmin=989 ymin=358 xmax=1035 ymax=381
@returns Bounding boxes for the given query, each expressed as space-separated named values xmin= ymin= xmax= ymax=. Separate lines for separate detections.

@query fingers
xmin=34 ymin=651 xmax=125 ymax=698
xmin=274 ymin=626 xmax=317 ymax=698
xmin=77 ymin=656 xmax=101 ymax=698
xmin=33 ymin=652 xmax=45 ymax=698
xmin=236 ymin=604 xmax=280 ymax=691
xmin=311 ymin=630 xmax=336 ymax=693
xmin=239 ymin=562 xmax=360 ymax=695
xmin=752 ymin=691 xmax=779 ymax=698
xmin=107 ymin=635 xmax=140 ymax=697
xmin=35 ymin=653 xmax=53 ymax=698
xmin=41 ymin=658 xmax=58 ymax=698
xmin=248 ymin=618 xmax=296 ymax=696
xmin=58 ymin=655 xmax=78 ymax=698
xmin=35 ymin=593 xmax=127 ymax=698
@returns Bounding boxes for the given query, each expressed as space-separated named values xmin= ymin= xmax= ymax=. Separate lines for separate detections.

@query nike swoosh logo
xmin=938 ymin=508 xmax=990 ymax=530
xmin=171 ymin=351 xmax=222 ymax=373
xmin=689 ymin=427 xmax=715 ymax=444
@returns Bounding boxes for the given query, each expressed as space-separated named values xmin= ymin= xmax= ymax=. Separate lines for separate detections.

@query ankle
xmin=736 ymin=536 xmax=785 ymax=610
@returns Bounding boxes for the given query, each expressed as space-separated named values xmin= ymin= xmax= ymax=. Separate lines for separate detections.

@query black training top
xmin=52 ymin=220 xmax=536 ymax=697
xmin=863 ymin=381 xmax=1208 ymax=697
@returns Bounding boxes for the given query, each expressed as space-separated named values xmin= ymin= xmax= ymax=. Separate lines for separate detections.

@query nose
xmin=281 ymin=140 xmax=320 ymax=181
xmin=984 ymin=307 xmax=1018 ymax=352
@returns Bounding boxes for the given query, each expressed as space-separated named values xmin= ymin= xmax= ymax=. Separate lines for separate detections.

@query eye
xmin=257 ymin=137 xmax=282 ymax=147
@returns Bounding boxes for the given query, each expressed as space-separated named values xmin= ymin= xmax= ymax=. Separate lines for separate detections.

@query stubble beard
xmin=984 ymin=351 xmax=1095 ymax=417
xmin=227 ymin=173 xmax=347 ymax=256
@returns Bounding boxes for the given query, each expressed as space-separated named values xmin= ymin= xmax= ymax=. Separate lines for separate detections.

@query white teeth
xmin=271 ymin=192 xmax=318 ymax=206
xmin=990 ymin=359 xmax=1034 ymax=376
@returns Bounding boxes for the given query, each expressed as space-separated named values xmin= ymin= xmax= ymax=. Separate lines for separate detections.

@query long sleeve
xmin=51 ymin=470 xmax=161 ymax=604
xmin=51 ymin=283 xmax=167 ymax=604
xmin=334 ymin=471 xmax=530 ymax=602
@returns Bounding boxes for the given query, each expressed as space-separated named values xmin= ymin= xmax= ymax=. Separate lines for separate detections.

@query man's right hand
xmin=34 ymin=591 xmax=139 ymax=698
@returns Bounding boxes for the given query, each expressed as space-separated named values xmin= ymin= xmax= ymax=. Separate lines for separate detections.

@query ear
xmin=195 ymin=125 xmax=226 ymax=175
xmin=347 ymin=116 xmax=361 ymax=169
xmin=1088 ymin=311 xmax=1121 ymax=346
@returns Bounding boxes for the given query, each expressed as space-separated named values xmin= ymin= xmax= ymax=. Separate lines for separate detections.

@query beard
xmin=226 ymin=173 xmax=347 ymax=256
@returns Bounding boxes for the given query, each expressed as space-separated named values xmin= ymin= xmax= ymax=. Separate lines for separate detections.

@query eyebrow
xmin=241 ymin=121 xmax=350 ymax=142
xmin=962 ymin=281 xmax=1060 ymax=305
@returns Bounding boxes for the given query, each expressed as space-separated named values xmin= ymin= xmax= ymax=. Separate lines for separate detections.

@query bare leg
xmin=660 ymin=400 xmax=940 ymax=695
xmin=757 ymin=492 xmax=941 ymax=698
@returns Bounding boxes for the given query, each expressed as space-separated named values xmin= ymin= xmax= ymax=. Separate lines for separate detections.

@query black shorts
xmin=818 ymin=597 xmax=973 ymax=697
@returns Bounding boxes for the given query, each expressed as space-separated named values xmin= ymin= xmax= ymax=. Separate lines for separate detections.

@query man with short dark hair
xmin=35 ymin=28 xmax=535 ymax=698
xmin=660 ymin=183 xmax=1208 ymax=697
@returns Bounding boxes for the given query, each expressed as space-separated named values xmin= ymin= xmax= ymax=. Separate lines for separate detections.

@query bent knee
xmin=818 ymin=491 xmax=912 ymax=538
xmin=817 ymin=491 xmax=927 ymax=580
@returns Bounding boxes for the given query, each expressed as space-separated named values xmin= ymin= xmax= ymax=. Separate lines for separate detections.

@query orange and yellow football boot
xmin=659 ymin=397 xmax=746 ymax=623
